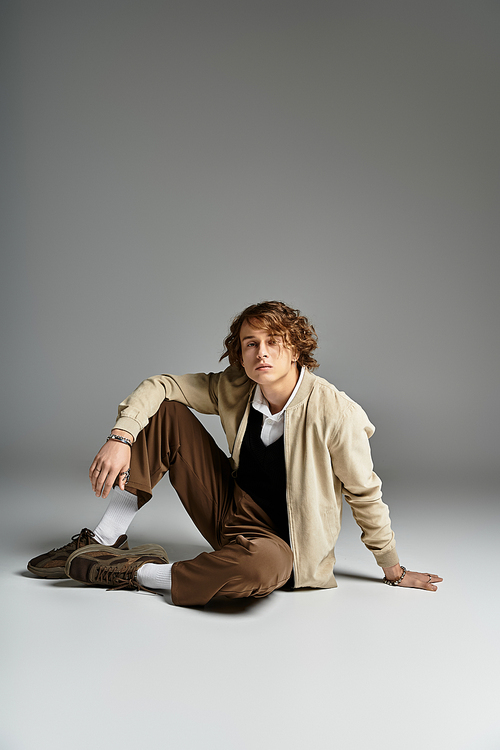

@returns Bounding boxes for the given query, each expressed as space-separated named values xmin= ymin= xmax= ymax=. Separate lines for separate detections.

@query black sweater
xmin=236 ymin=406 xmax=290 ymax=544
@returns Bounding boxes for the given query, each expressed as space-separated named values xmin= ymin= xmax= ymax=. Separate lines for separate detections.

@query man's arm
xmin=329 ymin=400 xmax=443 ymax=592
xmin=89 ymin=371 xmax=222 ymax=499
xmin=114 ymin=371 xmax=221 ymax=439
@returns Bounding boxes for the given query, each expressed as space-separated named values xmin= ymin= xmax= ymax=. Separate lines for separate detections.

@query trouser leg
xmin=127 ymin=400 xmax=293 ymax=605
xmin=126 ymin=400 xmax=233 ymax=549
xmin=171 ymin=483 xmax=294 ymax=606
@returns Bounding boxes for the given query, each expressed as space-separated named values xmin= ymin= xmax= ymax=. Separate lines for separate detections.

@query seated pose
xmin=28 ymin=301 xmax=442 ymax=606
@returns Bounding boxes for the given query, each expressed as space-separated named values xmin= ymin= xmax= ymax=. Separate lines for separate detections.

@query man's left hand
xmin=382 ymin=564 xmax=443 ymax=591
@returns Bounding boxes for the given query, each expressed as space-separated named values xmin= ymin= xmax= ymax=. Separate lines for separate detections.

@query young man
xmin=28 ymin=301 xmax=442 ymax=605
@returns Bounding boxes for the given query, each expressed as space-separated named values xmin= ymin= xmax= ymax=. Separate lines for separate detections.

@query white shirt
xmin=251 ymin=366 xmax=305 ymax=447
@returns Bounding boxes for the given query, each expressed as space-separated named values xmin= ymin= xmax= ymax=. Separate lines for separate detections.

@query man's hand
xmin=382 ymin=564 xmax=443 ymax=592
xmin=89 ymin=430 xmax=133 ymax=499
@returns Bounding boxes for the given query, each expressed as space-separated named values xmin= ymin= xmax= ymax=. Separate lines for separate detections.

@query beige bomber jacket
xmin=114 ymin=365 xmax=399 ymax=589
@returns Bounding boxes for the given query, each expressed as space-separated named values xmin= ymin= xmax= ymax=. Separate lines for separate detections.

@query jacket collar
xmin=286 ymin=367 xmax=317 ymax=410
xmin=238 ymin=366 xmax=317 ymax=410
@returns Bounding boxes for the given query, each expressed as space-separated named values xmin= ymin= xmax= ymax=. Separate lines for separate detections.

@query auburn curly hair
xmin=220 ymin=301 xmax=319 ymax=370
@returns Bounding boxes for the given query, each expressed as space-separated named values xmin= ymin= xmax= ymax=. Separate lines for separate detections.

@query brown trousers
xmin=126 ymin=401 xmax=293 ymax=606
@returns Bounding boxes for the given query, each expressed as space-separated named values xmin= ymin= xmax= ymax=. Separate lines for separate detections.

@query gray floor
xmin=1 ymin=474 xmax=499 ymax=750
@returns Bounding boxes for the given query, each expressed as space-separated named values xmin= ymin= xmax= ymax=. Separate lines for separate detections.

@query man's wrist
xmin=382 ymin=563 xmax=403 ymax=581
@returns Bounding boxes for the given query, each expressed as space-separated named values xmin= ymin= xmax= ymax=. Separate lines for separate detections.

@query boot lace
xmin=93 ymin=562 xmax=159 ymax=595
xmin=52 ymin=528 xmax=95 ymax=553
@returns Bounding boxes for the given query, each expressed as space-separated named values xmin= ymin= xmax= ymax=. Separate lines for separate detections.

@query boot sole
xmin=27 ymin=563 xmax=69 ymax=579
xmin=65 ymin=543 xmax=169 ymax=579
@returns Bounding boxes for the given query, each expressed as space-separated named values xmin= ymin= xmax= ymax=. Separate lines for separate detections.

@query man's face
xmin=239 ymin=319 xmax=297 ymax=388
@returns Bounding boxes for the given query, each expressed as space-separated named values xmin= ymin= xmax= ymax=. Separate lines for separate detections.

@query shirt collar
xmin=252 ymin=366 xmax=305 ymax=421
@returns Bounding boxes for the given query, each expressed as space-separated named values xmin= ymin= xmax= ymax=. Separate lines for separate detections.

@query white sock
xmin=93 ymin=487 xmax=139 ymax=545
xmin=137 ymin=563 xmax=173 ymax=591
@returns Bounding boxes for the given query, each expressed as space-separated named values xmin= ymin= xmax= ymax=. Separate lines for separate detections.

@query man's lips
xmin=256 ymin=364 xmax=272 ymax=370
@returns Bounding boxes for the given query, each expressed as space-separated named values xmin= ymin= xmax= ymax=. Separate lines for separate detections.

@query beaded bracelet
xmin=383 ymin=565 xmax=407 ymax=586
xmin=106 ymin=434 xmax=133 ymax=448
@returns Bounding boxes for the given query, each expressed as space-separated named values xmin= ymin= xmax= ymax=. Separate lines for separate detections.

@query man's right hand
xmin=89 ymin=431 xmax=133 ymax=498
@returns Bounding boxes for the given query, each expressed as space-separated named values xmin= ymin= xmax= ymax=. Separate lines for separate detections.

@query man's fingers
xmin=91 ymin=463 xmax=112 ymax=497
xmin=91 ymin=465 xmax=100 ymax=493
xmin=90 ymin=464 xmax=103 ymax=494
xmin=91 ymin=462 xmax=130 ymax=497
xmin=117 ymin=470 xmax=129 ymax=491
xmin=418 ymin=572 xmax=443 ymax=588
xmin=425 ymin=573 xmax=443 ymax=592
xmin=95 ymin=468 xmax=108 ymax=497
xmin=101 ymin=475 xmax=115 ymax=499
xmin=89 ymin=442 xmax=131 ymax=496
xmin=89 ymin=459 xmax=98 ymax=484
xmin=401 ymin=571 xmax=443 ymax=591
xmin=95 ymin=466 xmax=115 ymax=497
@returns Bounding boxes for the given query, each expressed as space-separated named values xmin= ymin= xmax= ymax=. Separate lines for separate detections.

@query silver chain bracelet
xmin=383 ymin=565 xmax=407 ymax=586
xmin=106 ymin=434 xmax=133 ymax=448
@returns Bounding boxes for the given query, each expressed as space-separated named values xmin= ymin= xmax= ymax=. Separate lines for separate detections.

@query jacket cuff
xmin=373 ymin=548 xmax=400 ymax=568
xmin=113 ymin=416 xmax=141 ymax=441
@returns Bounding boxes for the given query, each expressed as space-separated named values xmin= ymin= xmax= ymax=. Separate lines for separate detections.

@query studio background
xmin=1 ymin=2 xmax=499 ymax=750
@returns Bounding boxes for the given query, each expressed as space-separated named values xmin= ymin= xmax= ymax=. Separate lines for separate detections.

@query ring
xmin=427 ymin=574 xmax=432 ymax=583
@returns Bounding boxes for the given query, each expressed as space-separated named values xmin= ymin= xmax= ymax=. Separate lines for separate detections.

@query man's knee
xmin=235 ymin=534 xmax=293 ymax=593
xmin=155 ymin=400 xmax=191 ymax=419
xmin=147 ymin=400 xmax=201 ymax=442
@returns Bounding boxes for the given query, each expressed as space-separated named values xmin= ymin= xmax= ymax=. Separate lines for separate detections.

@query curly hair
xmin=220 ymin=301 xmax=319 ymax=370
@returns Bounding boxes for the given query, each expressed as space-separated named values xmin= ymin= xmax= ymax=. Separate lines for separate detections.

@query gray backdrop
xmin=2 ymin=0 xmax=499 ymax=485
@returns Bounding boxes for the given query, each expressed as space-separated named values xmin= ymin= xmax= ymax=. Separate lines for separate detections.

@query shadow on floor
xmin=333 ymin=568 xmax=382 ymax=584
